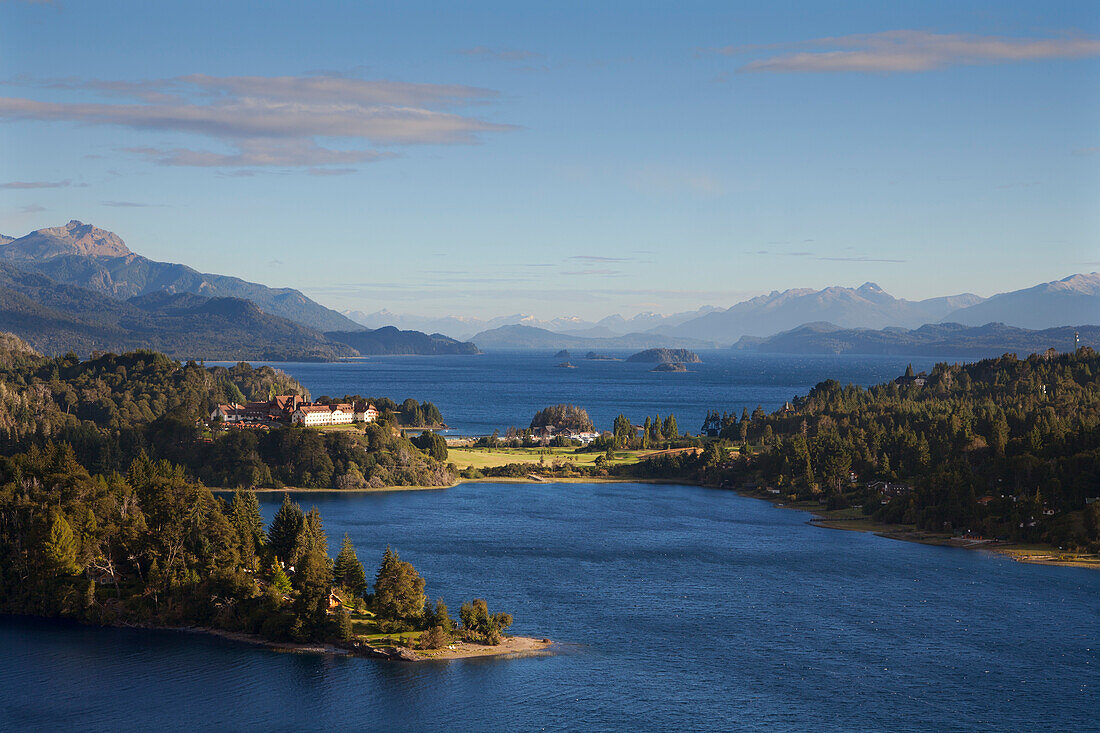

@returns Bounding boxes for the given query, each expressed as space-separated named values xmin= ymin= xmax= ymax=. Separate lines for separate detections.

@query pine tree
xmin=332 ymin=534 xmax=367 ymax=597
xmin=268 ymin=494 xmax=304 ymax=565
xmin=372 ymin=546 xmax=426 ymax=622
xmin=662 ymin=414 xmax=679 ymax=440
xmin=270 ymin=560 xmax=292 ymax=594
xmin=302 ymin=507 xmax=327 ymax=555
xmin=333 ymin=603 xmax=353 ymax=641
xmin=230 ymin=490 xmax=265 ymax=568
xmin=42 ymin=512 xmax=80 ymax=576
xmin=293 ymin=542 xmax=333 ymax=639
xmin=432 ymin=598 xmax=453 ymax=634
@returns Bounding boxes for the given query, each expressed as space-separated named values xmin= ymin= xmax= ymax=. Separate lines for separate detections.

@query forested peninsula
xmin=0 ymin=334 xmax=535 ymax=659
xmin=692 ymin=350 xmax=1100 ymax=563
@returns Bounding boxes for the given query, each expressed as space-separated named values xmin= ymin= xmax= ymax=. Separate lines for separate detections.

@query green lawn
xmin=348 ymin=610 xmax=421 ymax=647
xmin=449 ymin=446 xmax=645 ymax=469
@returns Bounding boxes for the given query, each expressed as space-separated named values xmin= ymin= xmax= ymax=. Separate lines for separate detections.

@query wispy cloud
xmin=0 ymin=73 xmax=516 ymax=169
xmin=100 ymin=200 xmax=168 ymax=208
xmin=570 ymin=255 xmax=633 ymax=263
xmin=749 ymin=248 xmax=905 ymax=263
xmin=816 ymin=256 xmax=906 ymax=263
xmin=706 ymin=30 xmax=1100 ymax=73
xmin=0 ymin=179 xmax=78 ymax=189
xmin=307 ymin=167 xmax=358 ymax=176
xmin=562 ymin=268 xmax=621 ymax=276
xmin=457 ymin=46 xmax=542 ymax=62
xmin=17 ymin=203 xmax=47 ymax=213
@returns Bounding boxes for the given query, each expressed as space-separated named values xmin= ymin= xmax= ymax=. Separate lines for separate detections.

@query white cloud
xmin=707 ymin=30 xmax=1100 ymax=73
xmin=0 ymin=73 xmax=516 ymax=168
xmin=0 ymin=179 xmax=73 ymax=188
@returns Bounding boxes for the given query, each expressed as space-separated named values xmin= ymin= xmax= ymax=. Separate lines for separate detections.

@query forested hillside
xmin=0 ymin=342 xmax=475 ymax=648
xmin=703 ymin=349 xmax=1100 ymax=550
xmin=0 ymin=262 xmax=356 ymax=361
xmin=0 ymin=345 xmax=453 ymax=489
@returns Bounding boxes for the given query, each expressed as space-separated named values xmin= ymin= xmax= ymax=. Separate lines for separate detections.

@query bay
xmin=2 ymin=481 xmax=1097 ymax=732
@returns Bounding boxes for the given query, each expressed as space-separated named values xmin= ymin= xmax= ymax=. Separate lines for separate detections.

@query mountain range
xmin=940 ymin=273 xmax=1100 ymax=329
xmin=1 ymin=221 xmax=359 ymax=332
xmin=653 ymin=282 xmax=986 ymax=343
xmin=0 ymin=221 xmax=480 ymax=359
xmin=361 ymin=275 xmax=1100 ymax=349
xmin=733 ymin=321 xmax=1098 ymax=357
xmin=344 ymin=306 xmax=721 ymax=342
xmin=0 ymin=261 xmax=356 ymax=361
xmin=4 ymin=220 xmax=1098 ymax=358
xmin=468 ymin=324 xmax=715 ymax=350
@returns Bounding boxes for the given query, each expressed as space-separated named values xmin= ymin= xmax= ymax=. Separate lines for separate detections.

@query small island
xmin=556 ymin=361 xmax=577 ymax=368
xmin=553 ymin=349 xmax=571 ymax=359
xmin=627 ymin=348 xmax=701 ymax=363
xmin=585 ymin=352 xmax=619 ymax=361
xmin=651 ymin=362 xmax=688 ymax=372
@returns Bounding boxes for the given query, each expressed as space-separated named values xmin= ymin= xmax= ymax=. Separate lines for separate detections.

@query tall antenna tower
xmin=1075 ymin=330 xmax=1080 ymax=350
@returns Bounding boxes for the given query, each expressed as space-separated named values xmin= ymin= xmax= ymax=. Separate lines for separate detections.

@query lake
xmin=2 ymin=481 xmax=1097 ymax=732
xmin=213 ymin=351 xmax=959 ymax=435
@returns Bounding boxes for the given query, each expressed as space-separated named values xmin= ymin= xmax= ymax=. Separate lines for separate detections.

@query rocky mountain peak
xmin=0 ymin=220 xmax=131 ymax=260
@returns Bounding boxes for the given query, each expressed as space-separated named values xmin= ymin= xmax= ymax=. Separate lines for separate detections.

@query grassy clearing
xmin=348 ymin=610 xmax=421 ymax=647
xmin=449 ymin=446 xmax=644 ymax=469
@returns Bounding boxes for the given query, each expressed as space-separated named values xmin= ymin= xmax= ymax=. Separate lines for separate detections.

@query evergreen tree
xmin=292 ymin=541 xmax=333 ymax=640
xmin=302 ymin=507 xmax=327 ymax=555
xmin=332 ymin=533 xmax=367 ymax=597
xmin=229 ymin=489 xmax=265 ymax=568
xmin=42 ymin=512 xmax=80 ymax=576
xmin=270 ymin=559 xmax=292 ymax=594
xmin=372 ymin=546 xmax=426 ymax=622
xmin=333 ymin=603 xmax=353 ymax=641
xmin=662 ymin=414 xmax=679 ymax=440
xmin=268 ymin=494 xmax=304 ymax=565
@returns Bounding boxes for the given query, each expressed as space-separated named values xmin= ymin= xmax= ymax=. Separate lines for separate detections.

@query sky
xmin=1 ymin=0 xmax=1098 ymax=320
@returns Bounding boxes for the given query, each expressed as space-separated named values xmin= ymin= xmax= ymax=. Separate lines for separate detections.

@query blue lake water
xmin=2 ymin=481 xmax=1097 ymax=731
xmin=214 ymin=351 xmax=959 ymax=435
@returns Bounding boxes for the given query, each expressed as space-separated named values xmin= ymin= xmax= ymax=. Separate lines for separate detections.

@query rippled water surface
xmin=3 ymin=482 xmax=1097 ymax=732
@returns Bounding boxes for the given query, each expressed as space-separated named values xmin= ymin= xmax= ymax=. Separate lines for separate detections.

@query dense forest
xmin=696 ymin=350 xmax=1100 ymax=551
xmin=0 ymin=337 xmax=500 ymax=646
xmin=0 ymin=340 xmax=454 ymax=491
xmin=0 ymin=449 xmax=503 ymax=647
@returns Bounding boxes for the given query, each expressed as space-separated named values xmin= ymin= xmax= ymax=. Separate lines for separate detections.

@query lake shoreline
xmin=734 ymin=490 xmax=1100 ymax=571
xmin=137 ymin=624 xmax=554 ymax=663
xmin=227 ymin=476 xmax=1099 ymax=570
xmin=224 ymin=475 xmax=685 ymax=494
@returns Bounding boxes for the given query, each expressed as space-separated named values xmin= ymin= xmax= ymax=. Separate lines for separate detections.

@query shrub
xmin=417 ymin=625 xmax=450 ymax=649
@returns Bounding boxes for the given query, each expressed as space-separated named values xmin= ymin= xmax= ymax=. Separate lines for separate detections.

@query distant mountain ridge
xmin=0 ymin=262 xmax=356 ymax=361
xmin=344 ymin=305 xmax=721 ymax=341
xmin=469 ymin=324 xmax=715 ymax=350
xmin=1 ymin=220 xmax=360 ymax=332
xmin=325 ymin=327 xmax=480 ymax=356
xmin=655 ymin=282 xmax=986 ymax=344
xmin=361 ymin=274 xmax=1099 ymax=347
xmin=943 ymin=273 xmax=1100 ymax=330
xmin=733 ymin=321 xmax=1097 ymax=357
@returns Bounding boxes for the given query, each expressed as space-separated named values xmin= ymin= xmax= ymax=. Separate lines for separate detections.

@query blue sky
xmin=1 ymin=0 xmax=1098 ymax=319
